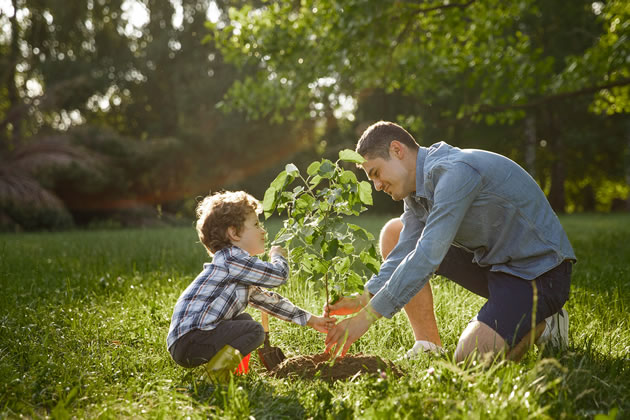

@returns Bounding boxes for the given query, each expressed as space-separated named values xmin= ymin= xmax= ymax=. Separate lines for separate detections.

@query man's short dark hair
xmin=356 ymin=121 xmax=419 ymax=159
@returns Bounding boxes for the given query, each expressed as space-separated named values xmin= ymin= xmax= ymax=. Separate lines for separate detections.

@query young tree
xmin=263 ymin=149 xmax=378 ymax=305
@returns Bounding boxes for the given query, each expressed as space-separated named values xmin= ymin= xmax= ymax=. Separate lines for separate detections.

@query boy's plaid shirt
xmin=167 ymin=246 xmax=311 ymax=350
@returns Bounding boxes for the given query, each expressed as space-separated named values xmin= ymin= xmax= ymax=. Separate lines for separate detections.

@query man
xmin=325 ymin=121 xmax=575 ymax=362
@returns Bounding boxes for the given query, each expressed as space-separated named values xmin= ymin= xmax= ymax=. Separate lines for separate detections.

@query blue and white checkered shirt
xmin=167 ymin=246 xmax=311 ymax=350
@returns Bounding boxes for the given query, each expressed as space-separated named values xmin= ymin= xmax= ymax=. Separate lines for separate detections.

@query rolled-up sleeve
xmin=248 ymin=287 xmax=311 ymax=326
xmin=370 ymin=162 xmax=483 ymax=318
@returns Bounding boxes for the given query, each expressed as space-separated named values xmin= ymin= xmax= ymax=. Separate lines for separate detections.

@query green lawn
xmin=1 ymin=214 xmax=628 ymax=419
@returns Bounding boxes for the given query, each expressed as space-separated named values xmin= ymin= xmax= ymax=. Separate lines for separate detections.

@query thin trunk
xmin=546 ymin=109 xmax=566 ymax=212
xmin=2 ymin=0 xmax=20 ymax=145
xmin=524 ymin=114 xmax=537 ymax=179
xmin=626 ymin=120 xmax=630 ymax=211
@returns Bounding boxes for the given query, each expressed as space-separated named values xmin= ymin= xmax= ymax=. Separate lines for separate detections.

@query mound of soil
xmin=268 ymin=353 xmax=402 ymax=382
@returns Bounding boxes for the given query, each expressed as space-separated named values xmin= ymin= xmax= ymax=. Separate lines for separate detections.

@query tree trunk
xmin=2 ymin=0 xmax=20 ymax=145
xmin=626 ymin=119 xmax=630 ymax=211
xmin=546 ymin=110 xmax=566 ymax=213
xmin=524 ymin=114 xmax=537 ymax=179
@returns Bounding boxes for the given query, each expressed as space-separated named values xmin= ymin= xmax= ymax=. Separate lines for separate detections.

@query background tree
xmin=211 ymin=0 xmax=630 ymax=212
xmin=0 ymin=0 xmax=318 ymax=230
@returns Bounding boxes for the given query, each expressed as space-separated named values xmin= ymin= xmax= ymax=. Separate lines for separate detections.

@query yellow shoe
xmin=203 ymin=345 xmax=243 ymax=382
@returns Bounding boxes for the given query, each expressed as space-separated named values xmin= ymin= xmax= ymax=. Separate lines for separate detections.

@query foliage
xmin=212 ymin=0 xmax=630 ymax=122
xmin=0 ymin=0 xmax=319 ymax=228
xmin=210 ymin=0 xmax=630 ymax=213
xmin=263 ymin=149 xmax=377 ymax=304
xmin=0 ymin=134 xmax=105 ymax=230
xmin=1 ymin=214 xmax=629 ymax=418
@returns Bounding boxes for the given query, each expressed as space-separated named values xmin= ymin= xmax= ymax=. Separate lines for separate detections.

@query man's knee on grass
xmin=379 ymin=217 xmax=403 ymax=259
xmin=454 ymin=320 xmax=508 ymax=364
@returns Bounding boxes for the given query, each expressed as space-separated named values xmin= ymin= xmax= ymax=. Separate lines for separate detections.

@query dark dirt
xmin=267 ymin=353 xmax=403 ymax=382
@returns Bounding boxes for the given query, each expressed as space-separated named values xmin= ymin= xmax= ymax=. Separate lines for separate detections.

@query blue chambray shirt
xmin=366 ymin=142 xmax=576 ymax=318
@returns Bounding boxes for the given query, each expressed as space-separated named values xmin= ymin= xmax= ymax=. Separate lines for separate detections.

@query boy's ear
xmin=226 ymin=226 xmax=240 ymax=242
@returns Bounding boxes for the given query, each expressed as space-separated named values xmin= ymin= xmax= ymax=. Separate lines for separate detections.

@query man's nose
xmin=374 ymin=180 xmax=383 ymax=191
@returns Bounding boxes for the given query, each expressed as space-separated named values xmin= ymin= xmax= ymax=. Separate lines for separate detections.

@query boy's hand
xmin=269 ymin=245 xmax=287 ymax=258
xmin=307 ymin=315 xmax=337 ymax=334
xmin=324 ymin=292 xmax=370 ymax=316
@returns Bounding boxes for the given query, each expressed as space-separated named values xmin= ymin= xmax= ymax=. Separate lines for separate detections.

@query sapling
xmin=263 ymin=149 xmax=380 ymax=307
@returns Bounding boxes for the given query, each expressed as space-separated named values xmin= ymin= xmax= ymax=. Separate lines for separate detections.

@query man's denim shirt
xmin=366 ymin=142 xmax=576 ymax=318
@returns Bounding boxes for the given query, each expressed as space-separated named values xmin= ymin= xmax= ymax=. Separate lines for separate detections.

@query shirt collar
xmin=414 ymin=147 xmax=428 ymax=198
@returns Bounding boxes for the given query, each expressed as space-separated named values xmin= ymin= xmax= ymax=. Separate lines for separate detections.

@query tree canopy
xmin=210 ymin=0 xmax=630 ymax=212
xmin=1 ymin=0 xmax=628 ymax=230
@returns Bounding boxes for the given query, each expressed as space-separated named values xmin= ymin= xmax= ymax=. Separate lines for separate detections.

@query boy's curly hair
xmin=195 ymin=191 xmax=262 ymax=255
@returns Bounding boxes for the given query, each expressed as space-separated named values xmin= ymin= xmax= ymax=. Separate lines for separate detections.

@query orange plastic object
xmin=234 ymin=353 xmax=250 ymax=375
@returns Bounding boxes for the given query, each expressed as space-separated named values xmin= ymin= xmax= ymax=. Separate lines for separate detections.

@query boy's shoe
xmin=536 ymin=308 xmax=569 ymax=350
xmin=203 ymin=345 xmax=243 ymax=382
xmin=404 ymin=341 xmax=443 ymax=360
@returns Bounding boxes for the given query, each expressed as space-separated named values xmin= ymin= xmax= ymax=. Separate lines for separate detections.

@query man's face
xmin=360 ymin=149 xmax=411 ymax=201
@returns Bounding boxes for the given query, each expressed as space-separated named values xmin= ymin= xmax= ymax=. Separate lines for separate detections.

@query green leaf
xmin=346 ymin=271 xmax=364 ymax=292
xmin=339 ymin=149 xmax=365 ymax=164
xmin=273 ymin=231 xmax=294 ymax=245
xmin=270 ymin=171 xmax=288 ymax=190
xmin=339 ymin=170 xmax=358 ymax=185
xmin=360 ymin=250 xmax=381 ymax=274
xmin=310 ymin=175 xmax=323 ymax=187
xmin=358 ymin=181 xmax=373 ymax=205
xmin=307 ymin=161 xmax=321 ymax=176
xmin=329 ymin=289 xmax=341 ymax=305
xmin=262 ymin=186 xmax=278 ymax=218
xmin=285 ymin=163 xmax=300 ymax=177
xmin=296 ymin=194 xmax=315 ymax=210
xmin=318 ymin=160 xmax=335 ymax=178
xmin=322 ymin=238 xmax=339 ymax=260
xmin=334 ymin=256 xmax=351 ymax=273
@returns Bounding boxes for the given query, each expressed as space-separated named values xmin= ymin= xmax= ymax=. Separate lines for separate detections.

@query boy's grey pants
xmin=169 ymin=312 xmax=265 ymax=368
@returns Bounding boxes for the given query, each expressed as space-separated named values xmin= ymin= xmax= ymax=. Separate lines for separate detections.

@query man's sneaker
xmin=405 ymin=340 xmax=443 ymax=360
xmin=536 ymin=308 xmax=569 ymax=350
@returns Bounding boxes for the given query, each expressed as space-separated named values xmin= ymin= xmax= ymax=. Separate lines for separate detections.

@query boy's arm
xmin=249 ymin=287 xmax=311 ymax=326
xmin=225 ymin=248 xmax=289 ymax=288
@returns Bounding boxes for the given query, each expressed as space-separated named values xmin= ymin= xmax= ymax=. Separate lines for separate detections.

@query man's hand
xmin=324 ymin=291 xmax=371 ymax=317
xmin=269 ymin=245 xmax=287 ymax=258
xmin=324 ymin=306 xmax=381 ymax=357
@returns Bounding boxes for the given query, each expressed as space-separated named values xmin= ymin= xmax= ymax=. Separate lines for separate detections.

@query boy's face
xmin=232 ymin=211 xmax=266 ymax=256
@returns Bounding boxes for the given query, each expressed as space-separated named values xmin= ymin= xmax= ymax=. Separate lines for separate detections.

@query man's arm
xmin=326 ymin=162 xmax=483 ymax=356
xmin=369 ymin=162 xmax=483 ymax=318
xmin=364 ymin=204 xmax=425 ymax=295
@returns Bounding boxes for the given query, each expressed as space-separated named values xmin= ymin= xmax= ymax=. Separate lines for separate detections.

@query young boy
xmin=167 ymin=190 xmax=335 ymax=378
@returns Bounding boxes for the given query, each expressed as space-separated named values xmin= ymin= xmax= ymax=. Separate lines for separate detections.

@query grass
xmin=1 ymin=213 xmax=629 ymax=419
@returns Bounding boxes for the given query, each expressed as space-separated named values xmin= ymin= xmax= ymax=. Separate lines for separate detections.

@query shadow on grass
xmin=180 ymin=373 xmax=307 ymax=419
xmin=538 ymin=343 xmax=630 ymax=418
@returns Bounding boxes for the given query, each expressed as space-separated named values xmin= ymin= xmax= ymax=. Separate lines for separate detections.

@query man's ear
xmin=390 ymin=140 xmax=405 ymax=159
xmin=226 ymin=226 xmax=240 ymax=242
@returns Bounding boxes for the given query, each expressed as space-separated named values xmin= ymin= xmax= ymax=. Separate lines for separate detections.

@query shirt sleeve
xmin=364 ymin=201 xmax=425 ymax=296
xmin=370 ymin=162 xmax=483 ymax=318
xmin=225 ymin=250 xmax=289 ymax=288
xmin=248 ymin=286 xmax=312 ymax=326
